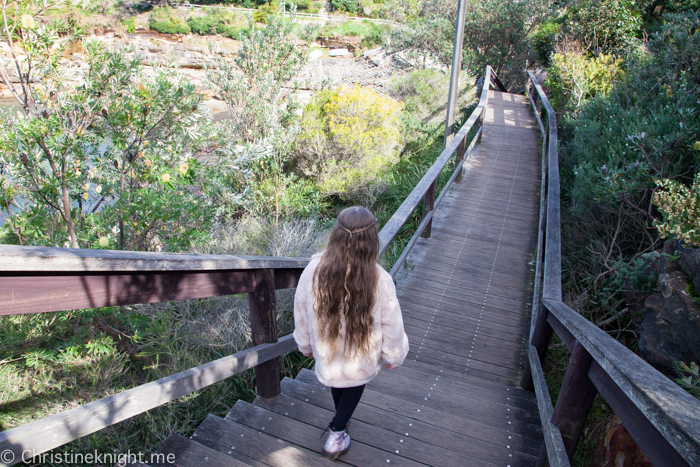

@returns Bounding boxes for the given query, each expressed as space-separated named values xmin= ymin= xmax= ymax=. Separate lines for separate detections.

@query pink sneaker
xmin=322 ymin=428 xmax=351 ymax=460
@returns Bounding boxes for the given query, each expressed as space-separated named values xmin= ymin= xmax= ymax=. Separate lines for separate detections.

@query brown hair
xmin=313 ymin=206 xmax=379 ymax=359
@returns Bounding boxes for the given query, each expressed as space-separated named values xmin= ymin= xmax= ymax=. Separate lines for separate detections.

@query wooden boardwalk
xmin=148 ymin=90 xmax=543 ymax=466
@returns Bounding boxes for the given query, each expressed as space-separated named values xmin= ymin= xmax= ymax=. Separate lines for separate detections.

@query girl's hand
xmin=383 ymin=364 xmax=396 ymax=369
xmin=303 ymin=352 xmax=313 ymax=357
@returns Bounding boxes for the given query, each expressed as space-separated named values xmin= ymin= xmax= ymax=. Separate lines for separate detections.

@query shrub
xmin=331 ymin=0 xmax=361 ymax=13
xmin=563 ymin=0 xmax=642 ymax=54
xmin=254 ymin=2 xmax=279 ymax=23
xmin=654 ymin=173 xmax=700 ymax=247
xmin=120 ymin=16 xmax=136 ymax=34
xmin=292 ymin=86 xmax=404 ymax=200
xmin=149 ymin=7 xmax=191 ymax=35
xmin=545 ymin=50 xmax=625 ymax=112
xmin=187 ymin=8 xmax=242 ymax=38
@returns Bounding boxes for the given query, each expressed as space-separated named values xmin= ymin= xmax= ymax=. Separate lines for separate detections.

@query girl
xmin=293 ymin=206 xmax=409 ymax=460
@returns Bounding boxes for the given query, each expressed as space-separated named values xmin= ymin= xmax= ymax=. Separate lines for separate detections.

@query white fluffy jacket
xmin=293 ymin=253 xmax=409 ymax=388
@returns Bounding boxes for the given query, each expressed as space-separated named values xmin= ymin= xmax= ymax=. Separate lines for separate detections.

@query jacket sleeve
xmin=293 ymin=267 xmax=313 ymax=355
xmin=379 ymin=271 xmax=409 ymax=367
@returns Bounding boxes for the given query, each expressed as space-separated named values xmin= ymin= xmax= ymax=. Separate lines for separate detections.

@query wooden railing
xmin=0 ymin=67 xmax=504 ymax=465
xmin=522 ymin=71 xmax=700 ymax=467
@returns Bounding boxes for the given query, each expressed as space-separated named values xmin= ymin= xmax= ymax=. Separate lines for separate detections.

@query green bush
xmin=545 ymin=51 xmax=625 ymax=112
xmin=531 ymin=20 xmax=560 ymax=66
xmin=292 ymin=86 xmax=404 ymax=201
xmin=149 ymin=7 xmax=191 ymax=35
xmin=254 ymin=1 xmax=279 ymax=23
xmin=120 ymin=16 xmax=136 ymax=34
xmin=187 ymin=8 xmax=243 ymax=38
xmin=331 ymin=0 xmax=361 ymax=14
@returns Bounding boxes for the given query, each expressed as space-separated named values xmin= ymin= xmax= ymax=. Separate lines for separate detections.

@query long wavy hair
xmin=314 ymin=206 xmax=379 ymax=359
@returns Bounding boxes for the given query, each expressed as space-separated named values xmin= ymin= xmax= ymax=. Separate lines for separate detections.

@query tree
xmin=205 ymin=3 xmax=318 ymax=222
xmin=0 ymin=1 xmax=214 ymax=251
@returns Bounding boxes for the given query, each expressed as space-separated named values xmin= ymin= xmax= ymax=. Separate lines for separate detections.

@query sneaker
xmin=322 ymin=427 xmax=351 ymax=460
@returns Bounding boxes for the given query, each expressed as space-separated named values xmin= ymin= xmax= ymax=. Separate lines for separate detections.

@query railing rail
xmin=0 ymin=67 xmax=503 ymax=466
xmin=523 ymin=71 xmax=700 ymax=467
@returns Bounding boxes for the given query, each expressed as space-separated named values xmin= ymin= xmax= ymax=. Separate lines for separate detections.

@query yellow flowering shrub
xmin=293 ymin=86 xmax=404 ymax=199
xmin=654 ymin=174 xmax=700 ymax=246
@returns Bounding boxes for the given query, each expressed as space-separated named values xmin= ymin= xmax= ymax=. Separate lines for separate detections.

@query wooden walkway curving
xmin=145 ymin=90 xmax=543 ymax=466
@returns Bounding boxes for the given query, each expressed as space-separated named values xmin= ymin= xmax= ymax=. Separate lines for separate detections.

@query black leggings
xmin=330 ymin=384 xmax=365 ymax=431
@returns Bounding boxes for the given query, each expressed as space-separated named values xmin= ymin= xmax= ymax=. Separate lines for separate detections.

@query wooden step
xmin=292 ymin=372 xmax=542 ymax=448
xmin=149 ymin=433 xmax=251 ymax=467
xmin=193 ymin=413 xmax=332 ymax=466
xmin=281 ymin=376 xmax=540 ymax=463
xmin=227 ymin=399 xmax=426 ymax=466
xmin=253 ymin=391 xmax=499 ymax=467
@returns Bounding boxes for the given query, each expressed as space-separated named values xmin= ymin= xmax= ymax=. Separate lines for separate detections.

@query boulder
xmin=638 ymin=269 xmax=700 ymax=375
xmin=591 ymin=416 xmax=652 ymax=467
xmin=328 ymin=49 xmax=350 ymax=57
xmin=675 ymin=241 xmax=700 ymax=294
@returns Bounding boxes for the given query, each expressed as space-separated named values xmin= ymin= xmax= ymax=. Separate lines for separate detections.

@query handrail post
xmin=420 ymin=181 xmax=437 ymax=238
xmin=551 ymin=341 xmax=598 ymax=461
xmin=249 ymin=268 xmax=280 ymax=398
xmin=454 ymin=134 xmax=467 ymax=182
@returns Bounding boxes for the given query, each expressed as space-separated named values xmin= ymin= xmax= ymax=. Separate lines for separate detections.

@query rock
xmin=328 ymin=48 xmax=350 ymax=57
xmin=71 ymin=53 xmax=86 ymax=61
xmin=639 ymin=269 xmax=700 ymax=375
xmin=309 ymin=49 xmax=324 ymax=61
xmin=675 ymin=241 xmax=700 ymax=294
xmin=591 ymin=416 xmax=652 ymax=467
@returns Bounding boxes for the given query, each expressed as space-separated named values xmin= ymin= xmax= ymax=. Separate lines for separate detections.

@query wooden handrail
xmin=379 ymin=65 xmax=499 ymax=257
xmin=0 ymin=335 xmax=298 ymax=466
xmin=524 ymin=71 xmax=700 ymax=466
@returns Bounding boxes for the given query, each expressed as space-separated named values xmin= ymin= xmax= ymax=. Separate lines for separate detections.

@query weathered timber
xmin=227 ymin=401 xmax=426 ymax=467
xmin=248 ymin=269 xmax=279 ymax=399
xmin=527 ymin=345 xmax=570 ymax=467
xmin=151 ymin=434 xmax=248 ymax=467
xmin=527 ymin=72 xmax=561 ymax=302
xmin=194 ymin=414 xmax=331 ymax=467
xmin=281 ymin=377 xmax=541 ymax=459
xmin=0 ymin=244 xmax=309 ymax=272
xmin=544 ymin=298 xmax=700 ymax=465
xmin=0 ymin=335 xmax=297 ymax=466
xmin=0 ymin=269 xmax=304 ymax=317
xmin=587 ymin=361 xmax=691 ymax=467
xmin=253 ymin=393 xmax=503 ymax=467
xmin=550 ymin=342 xmax=598 ymax=461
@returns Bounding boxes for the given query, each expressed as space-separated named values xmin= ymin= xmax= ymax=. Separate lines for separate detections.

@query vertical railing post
xmin=248 ymin=268 xmax=280 ymax=398
xmin=455 ymin=134 xmax=467 ymax=182
xmin=551 ymin=341 xmax=598 ymax=460
xmin=421 ymin=180 xmax=437 ymax=238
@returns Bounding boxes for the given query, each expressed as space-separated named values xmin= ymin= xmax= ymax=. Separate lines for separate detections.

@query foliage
xmin=0 ymin=4 xmax=217 ymax=251
xmin=654 ymin=173 xmax=700 ymax=247
xmin=205 ymin=3 xmax=319 ymax=221
xmin=120 ymin=16 xmax=136 ymax=34
xmin=546 ymin=50 xmax=625 ymax=111
xmin=319 ymin=20 xmax=390 ymax=47
xmin=149 ymin=6 xmax=191 ymax=35
xmin=562 ymin=13 xmax=700 ymax=221
xmin=187 ymin=8 xmax=244 ymax=38
xmin=563 ymin=0 xmax=642 ymax=54
xmin=675 ymin=361 xmax=700 ymax=399
xmin=254 ymin=1 xmax=279 ymax=23
xmin=461 ymin=0 xmax=548 ymax=89
xmin=388 ymin=0 xmax=454 ymax=67
xmin=390 ymin=0 xmax=548 ymax=88
xmin=292 ymin=86 xmax=404 ymax=201
xmin=331 ymin=0 xmax=361 ymax=13
xmin=532 ymin=19 xmax=560 ymax=66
